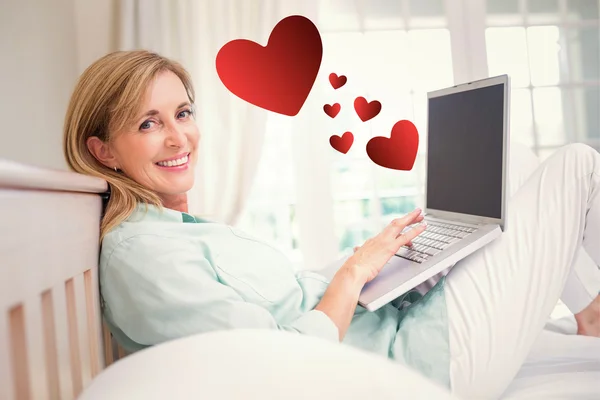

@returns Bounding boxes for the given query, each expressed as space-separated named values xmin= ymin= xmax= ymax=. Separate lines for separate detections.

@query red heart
xmin=330 ymin=132 xmax=354 ymax=154
xmin=366 ymin=120 xmax=419 ymax=170
xmin=216 ymin=15 xmax=322 ymax=116
xmin=329 ymin=73 xmax=347 ymax=89
xmin=323 ymin=103 xmax=341 ymax=118
xmin=354 ymin=97 xmax=382 ymax=122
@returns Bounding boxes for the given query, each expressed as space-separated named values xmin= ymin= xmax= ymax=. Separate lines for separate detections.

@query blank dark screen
xmin=426 ymin=84 xmax=504 ymax=219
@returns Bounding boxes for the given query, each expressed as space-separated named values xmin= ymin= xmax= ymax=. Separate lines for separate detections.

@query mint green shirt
xmin=100 ymin=203 xmax=450 ymax=387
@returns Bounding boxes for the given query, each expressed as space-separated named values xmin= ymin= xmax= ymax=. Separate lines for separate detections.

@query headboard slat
xmin=23 ymin=297 xmax=50 ymax=400
xmin=65 ymin=278 xmax=83 ymax=397
xmin=9 ymin=305 xmax=30 ymax=400
xmin=84 ymin=269 xmax=102 ymax=378
xmin=73 ymin=273 xmax=93 ymax=389
xmin=41 ymin=290 xmax=61 ymax=400
xmin=51 ymin=282 xmax=75 ymax=400
xmin=0 ymin=307 xmax=16 ymax=400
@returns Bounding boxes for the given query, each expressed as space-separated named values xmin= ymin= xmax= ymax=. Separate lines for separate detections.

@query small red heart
xmin=330 ymin=132 xmax=354 ymax=154
xmin=354 ymin=97 xmax=382 ymax=122
xmin=216 ymin=15 xmax=322 ymax=116
xmin=329 ymin=73 xmax=347 ymax=89
xmin=323 ymin=103 xmax=341 ymax=118
xmin=366 ymin=120 xmax=419 ymax=170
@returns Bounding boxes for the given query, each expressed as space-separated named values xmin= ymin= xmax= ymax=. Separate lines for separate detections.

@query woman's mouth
xmin=155 ymin=153 xmax=190 ymax=170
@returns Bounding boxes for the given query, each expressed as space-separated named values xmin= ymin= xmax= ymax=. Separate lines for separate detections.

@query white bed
xmin=1 ymin=152 xmax=599 ymax=400
xmin=0 ymin=159 xmax=108 ymax=400
xmin=503 ymin=326 xmax=600 ymax=399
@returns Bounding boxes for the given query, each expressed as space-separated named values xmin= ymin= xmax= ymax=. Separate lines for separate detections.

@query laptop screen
xmin=426 ymin=83 xmax=505 ymax=219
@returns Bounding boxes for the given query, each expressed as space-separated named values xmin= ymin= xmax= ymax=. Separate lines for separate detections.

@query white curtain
xmin=116 ymin=0 xmax=299 ymax=224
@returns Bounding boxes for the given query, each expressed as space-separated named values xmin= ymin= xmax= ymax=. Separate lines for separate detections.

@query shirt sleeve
xmin=101 ymin=235 xmax=339 ymax=346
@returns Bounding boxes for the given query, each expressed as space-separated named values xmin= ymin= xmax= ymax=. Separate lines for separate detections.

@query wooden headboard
xmin=0 ymin=159 xmax=110 ymax=400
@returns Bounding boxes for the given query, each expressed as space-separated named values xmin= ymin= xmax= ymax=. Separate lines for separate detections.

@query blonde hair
xmin=63 ymin=50 xmax=196 ymax=242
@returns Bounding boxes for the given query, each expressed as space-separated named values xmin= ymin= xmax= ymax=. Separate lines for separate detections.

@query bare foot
xmin=575 ymin=294 xmax=600 ymax=337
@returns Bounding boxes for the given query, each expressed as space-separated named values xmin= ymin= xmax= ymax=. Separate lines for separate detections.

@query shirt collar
xmin=127 ymin=203 xmax=185 ymax=223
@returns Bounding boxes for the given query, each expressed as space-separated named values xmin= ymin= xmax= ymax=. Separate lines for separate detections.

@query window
xmin=319 ymin=0 xmax=453 ymax=257
xmin=485 ymin=0 xmax=600 ymax=161
xmin=237 ymin=0 xmax=600 ymax=269
xmin=235 ymin=114 xmax=302 ymax=265
xmin=238 ymin=0 xmax=452 ymax=266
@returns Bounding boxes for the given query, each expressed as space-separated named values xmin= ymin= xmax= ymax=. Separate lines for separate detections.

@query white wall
xmin=73 ymin=0 xmax=116 ymax=76
xmin=0 ymin=0 xmax=114 ymax=171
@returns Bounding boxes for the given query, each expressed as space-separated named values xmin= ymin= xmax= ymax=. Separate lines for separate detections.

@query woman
xmin=64 ymin=50 xmax=600 ymax=399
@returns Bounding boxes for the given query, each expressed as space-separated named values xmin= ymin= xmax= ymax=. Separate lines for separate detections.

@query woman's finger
xmin=412 ymin=214 xmax=424 ymax=225
xmin=383 ymin=208 xmax=422 ymax=238
xmin=396 ymin=221 xmax=427 ymax=245
xmin=397 ymin=214 xmax=424 ymax=237
xmin=391 ymin=214 xmax=425 ymax=241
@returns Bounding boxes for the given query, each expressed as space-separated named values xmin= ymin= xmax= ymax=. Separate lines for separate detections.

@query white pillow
xmin=80 ymin=329 xmax=456 ymax=400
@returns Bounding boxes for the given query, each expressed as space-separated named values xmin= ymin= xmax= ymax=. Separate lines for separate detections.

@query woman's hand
xmin=315 ymin=208 xmax=426 ymax=340
xmin=345 ymin=208 xmax=427 ymax=285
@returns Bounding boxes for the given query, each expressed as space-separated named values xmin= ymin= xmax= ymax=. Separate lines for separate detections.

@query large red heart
xmin=354 ymin=97 xmax=382 ymax=122
xmin=323 ymin=103 xmax=341 ymax=118
xmin=330 ymin=132 xmax=354 ymax=154
xmin=366 ymin=120 xmax=419 ymax=170
xmin=215 ymin=15 xmax=322 ymax=116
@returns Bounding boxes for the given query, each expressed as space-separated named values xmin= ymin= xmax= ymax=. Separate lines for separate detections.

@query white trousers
xmin=444 ymin=143 xmax=600 ymax=399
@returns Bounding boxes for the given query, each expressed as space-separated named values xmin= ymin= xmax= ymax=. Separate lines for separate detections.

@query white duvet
xmin=79 ymin=316 xmax=599 ymax=400
xmin=502 ymin=316 xmax=600 ymax=399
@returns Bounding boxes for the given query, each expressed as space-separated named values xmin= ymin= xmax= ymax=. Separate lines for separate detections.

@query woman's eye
xmin=178 ymin=109 xmax=192 ymax=119
xmin=140 ymin=120 xmax=154 ymax=131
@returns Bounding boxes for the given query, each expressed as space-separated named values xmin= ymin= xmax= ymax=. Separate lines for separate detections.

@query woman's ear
xmin=87 ymin=136 xmax=118 ymax=169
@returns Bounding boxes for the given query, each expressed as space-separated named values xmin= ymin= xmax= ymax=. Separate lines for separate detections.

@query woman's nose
xmin=165 ymin=123 xmax=187 ymax=148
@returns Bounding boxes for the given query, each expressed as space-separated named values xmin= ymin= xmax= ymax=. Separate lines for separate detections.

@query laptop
xmin=322 ymin=74 xmax=511 ymax=312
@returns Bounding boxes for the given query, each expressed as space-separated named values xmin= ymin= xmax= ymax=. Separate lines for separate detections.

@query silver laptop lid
xmin=424 ymin=75 xmax=510 ymax=230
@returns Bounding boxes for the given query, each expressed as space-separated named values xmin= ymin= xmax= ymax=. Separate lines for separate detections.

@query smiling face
xmin=89 ymin=70 xmax=200 ymax=207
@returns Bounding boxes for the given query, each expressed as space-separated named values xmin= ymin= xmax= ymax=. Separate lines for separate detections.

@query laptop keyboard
xmin=395 ymin=220 xmax=477 ymax=263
